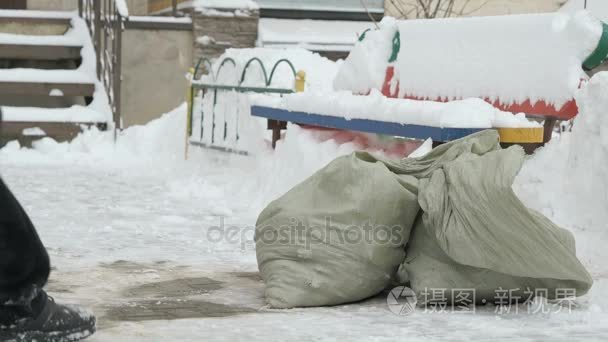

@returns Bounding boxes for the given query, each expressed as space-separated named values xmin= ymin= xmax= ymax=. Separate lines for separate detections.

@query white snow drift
xmin=335 ymin=12 xmax=603 ymax=109
xmin=252 ymin=89 xmax=539 ymax=128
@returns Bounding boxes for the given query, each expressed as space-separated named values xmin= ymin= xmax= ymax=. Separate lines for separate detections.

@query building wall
xmin=385 ymin=0 xmax=563 ymax=18
xmin=126 ymin=0 xmax=148 ymax=15
xmin=120 ymin=27 xmax=193 ymax=127
xmin=148 ymin=0 xmax=188 ymax=14
xmin=27 ymin=0 xmax=147 ymax=14
xmin=27 ymin=0 xmax=78 ymax=10
xmin=257 ymin=0 xmax=384 ymax=12
xmin=193 ymin=10 xmax=259 ymax=61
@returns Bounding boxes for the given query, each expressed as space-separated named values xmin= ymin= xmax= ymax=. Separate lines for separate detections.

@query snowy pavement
xmin=1 ymin=108 xmax=608 ymax=341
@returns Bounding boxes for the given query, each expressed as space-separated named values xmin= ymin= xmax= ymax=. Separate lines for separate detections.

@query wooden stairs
xmin=0 ymin=10 xmax=106 ymax=147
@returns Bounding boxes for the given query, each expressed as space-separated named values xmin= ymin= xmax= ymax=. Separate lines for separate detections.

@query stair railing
xmin=78 ymin=0 xmax=125 ymax=133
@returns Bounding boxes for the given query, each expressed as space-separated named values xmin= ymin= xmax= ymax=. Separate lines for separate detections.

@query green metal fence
xmin=187 ymin=56 xmax=300 ymax=154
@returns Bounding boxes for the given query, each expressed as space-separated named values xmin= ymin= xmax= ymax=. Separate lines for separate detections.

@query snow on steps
xmin=0 ymin=106 xmax=107 ymax=148
xmin=1 ymin=106 xmax=106 ymax=123
xmin=0 ymin=10 xmax=74 ymax=20
xmin=0 ymin=29 xmax=83 ymax=60
xmin=0 ymin=121 xmax=106 ymax=148
xmin=0 ymin=10 xmax=72 ymax=29
xmin=0 ymin=68 xmax=95 ymax=97
xmin=0 ymin=9 xmax=110 ymax=145
xmin=0 ymin=44 xmax=82 ymax=60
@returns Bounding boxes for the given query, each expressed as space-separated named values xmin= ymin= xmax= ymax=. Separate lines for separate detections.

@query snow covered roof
xmin=334 ymin=13 xmax=604 ymax=112
xmin=258 ymin=18 xmax=373 ymax=52
xmin=256 ymin=0 xmax=384 ymax=14
xmin=561 ymin=0 xmax=608 ymax=22
xmin=179 ymin=0 xmax=259 ymax=11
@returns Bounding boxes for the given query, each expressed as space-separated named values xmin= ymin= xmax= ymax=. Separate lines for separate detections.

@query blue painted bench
xmin=250 ymin=105 xmax=545 ymax=153
xmin=251 ymin=105 xmax=486 ymax=146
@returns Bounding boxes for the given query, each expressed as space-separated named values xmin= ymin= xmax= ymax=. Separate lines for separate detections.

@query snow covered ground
xmin=2 ymin=75 xmax=608 ymax=340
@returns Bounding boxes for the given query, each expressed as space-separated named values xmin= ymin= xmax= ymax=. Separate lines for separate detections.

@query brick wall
xmin=192 ymin=9 xmax=259 ymax=61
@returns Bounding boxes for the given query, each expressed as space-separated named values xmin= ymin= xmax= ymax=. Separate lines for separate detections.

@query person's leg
xmin=0 ymin=177 xmax=50 ymax=304
xmin=0 ymin=177 xmax=96 ymax=341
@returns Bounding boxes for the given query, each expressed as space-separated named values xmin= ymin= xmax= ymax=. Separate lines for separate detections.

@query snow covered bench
xmin=334 ymin=12 xmax=608 ymax=141
xmin=251 ymin=105 xmax=485 ymax=143
xmin=250 ymin=91 xmax=544 ymax=152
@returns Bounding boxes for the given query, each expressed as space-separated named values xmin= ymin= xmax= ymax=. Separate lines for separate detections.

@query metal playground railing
xmin=186 ymin=57 xmax=305 ymax=156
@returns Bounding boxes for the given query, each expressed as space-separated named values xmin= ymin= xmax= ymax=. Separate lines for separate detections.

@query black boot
xmin=0 ymin=290 xmax=96 ymax=342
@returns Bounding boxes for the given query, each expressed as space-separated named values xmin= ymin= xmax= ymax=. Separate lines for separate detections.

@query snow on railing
xmin=78 ymin=0 xmax=126 ymax=136
xmin=114 ymin=0 xmax=130 ymax=17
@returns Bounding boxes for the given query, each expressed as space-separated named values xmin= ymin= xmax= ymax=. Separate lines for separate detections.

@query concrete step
xmin=0 ymin=10 xmax=72 ymax=25
xmin=0 ymin=10 xmax=107 ymax=143
xmin=0 ymin=105 xmax=108 ymax=147
xmin=0 ymin=80 xmax=95 ymax=97
xmin=0 ymin=121 xmax=107 ymax=147
xmin=0 ymin=43 xmax=82 ymax=60
xmin=0 ymin=10 xmax=72 ymax=35
xmin=0 ymin=15 xmax=71 ymax=26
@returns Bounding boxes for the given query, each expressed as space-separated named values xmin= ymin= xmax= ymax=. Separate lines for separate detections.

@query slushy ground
xmin=1 ymin=108 xmax=607 ymax=342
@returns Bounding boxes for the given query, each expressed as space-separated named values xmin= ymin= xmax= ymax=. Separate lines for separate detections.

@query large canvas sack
xmin=255 ymin=153 xmax=419 ymax=308
xmin=256 ymin=130 xmax=593 ymax=309
xmin=399 ymin=146 xmax=593 ymax=303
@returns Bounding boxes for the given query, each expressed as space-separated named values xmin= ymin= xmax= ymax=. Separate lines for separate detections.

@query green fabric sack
xmin=255 ymin=153 xmax=419 ymax=308
xmin=256 ymin=130 xmax=593 ymax=308
xmin=399 ymin=145 xmax=593 ymax=304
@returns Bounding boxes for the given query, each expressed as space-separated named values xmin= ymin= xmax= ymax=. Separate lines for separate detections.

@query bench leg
xmin=272 ymin=126 xmax=281 ymax=149
xmin=543 ymin=118 xmax=557 ymax=143
xmin=267 ymin=119 xmax=287 ymax=149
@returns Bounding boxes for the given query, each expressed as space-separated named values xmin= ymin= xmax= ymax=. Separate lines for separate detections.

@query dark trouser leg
xmin=0 ymin=177 xmax=50 ymax=305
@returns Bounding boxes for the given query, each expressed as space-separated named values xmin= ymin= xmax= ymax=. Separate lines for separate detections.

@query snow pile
xmin=242 ymin=124 xmax=361 ymax=211
xmin=1 ymin=105 xmax=187 ymax=166
xmin=333 ymin=17 xmax=397 ymax=94
xmin=561 ymin=0 xmax=608 ymax=22
xmin=1 ymin=103 xmax=362 ymax=215
xmin=335 ymin=12 xmax=602 ymax=109
xmin=567 ymin=73 xmax=608 ymax=214
xmin=514 ymin=72 xmax=608 ymax=278
xmin=252 ymin=89 xmax=539 ymax=128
